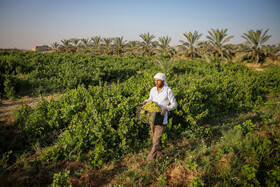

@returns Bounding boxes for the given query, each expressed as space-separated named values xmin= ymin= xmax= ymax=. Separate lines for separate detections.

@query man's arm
xmin=141 ymin=88 xmax=153 ymax=105
xmin=167 ymin=88 xmax=177 ymax=111
xmin=145 ymin=88 xmax=154 ymax=102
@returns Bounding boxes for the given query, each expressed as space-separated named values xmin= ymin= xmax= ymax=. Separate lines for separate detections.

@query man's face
xmin=155 ymin=79 xmax=164 ymax=88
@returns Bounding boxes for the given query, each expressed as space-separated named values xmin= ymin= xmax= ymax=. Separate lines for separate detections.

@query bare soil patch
xmin=246 ymin=60 xmax=280 ymax=72
xmin=0 ymin=94 xmax=61 ymax=124
xmin=246 ymin=63 xmax=264 ymax=71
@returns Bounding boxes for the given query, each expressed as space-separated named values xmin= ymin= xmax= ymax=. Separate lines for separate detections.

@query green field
xmin=0 ymin=51 xmax=280 ymax=186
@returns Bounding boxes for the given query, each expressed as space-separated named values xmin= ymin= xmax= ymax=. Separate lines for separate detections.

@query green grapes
xmin=141 ymin=101 xmax=160 ymax=113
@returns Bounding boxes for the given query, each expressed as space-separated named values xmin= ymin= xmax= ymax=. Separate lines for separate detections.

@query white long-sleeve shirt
xmin=145 ymin=85 xmax=177 ymax=124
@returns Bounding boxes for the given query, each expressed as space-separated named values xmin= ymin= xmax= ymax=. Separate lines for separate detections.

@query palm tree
xmin=198 ymin=41 xmax=222 ymax=64
xmin=263 ymin=44 xmax=280 ymax=63
xmin=103 ymin=37 xmax=113 ymax=55
xmin=60 ymin=39 xmax=72 ymax=53
xmin=81 ymin=38 xmax=90 ymax=48
xmin=240 ymin=29 xmax=272 ymax=63
xmin=223 ymin=43 xmax=240 ymax=62
xmin=156 ymin=36 xmax=175 ymax=58
xmin=139 ymin=32 xmax=157 ymax=56
xmin=126 ymin=41 xmax=140 ymax=57
xmin=155 ymin=58 xmax=177 ymax=74
xmin=91 ymin=36 xmax=103 ymax=55
xmin=206 ymin=28 xmax=234 ymax=58
xmin=178 ymin=31 xmax=202 ymax=60
xmin=197 ymin=41 xmax=212 ymax=54
xmin=71 ymin=38 xmax=80 ymax=53
xmin=51 ymin=42 xmax=60 ymax=52
xmin=113 ymin=36 xmax=126 ymax=55
xmin=80 ymin=38 xmax=91 ymax=53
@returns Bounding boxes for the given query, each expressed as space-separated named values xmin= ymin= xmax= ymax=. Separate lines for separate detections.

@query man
xmin=141 ymin=73 xmax=177 ymax=162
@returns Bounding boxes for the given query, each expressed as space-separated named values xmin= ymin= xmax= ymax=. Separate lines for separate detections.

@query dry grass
xmin=217 ymin=152 xmax=237 ymax=173
xmin=265 ymin=57 xmax=280 ymax=66
xmin=246 ymin=63 xmax=264 ymax=71
xmin=245 ymin=58 xmax=280 ymax=72
xmin=167 ymin=166 xmax=203 ymax=186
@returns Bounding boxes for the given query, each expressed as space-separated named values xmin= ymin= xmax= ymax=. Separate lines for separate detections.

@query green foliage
xmin=157 ymin=175 xmax=167 ymax=185
xmin=2 ymin=52 xmax=280 ymax=186
xmin=266 ymin=167 xmax=280 ymax=186
xmin=242 ymin=165 xmax=260 ymax=186
xmin=234 ymin=119 xmax=256 ymax=134
xmin=190 ymin=177 xmax=205 ymax=187
xmin=11 ymin=54 xmax=279 ymax=169
xmin=4 ymin=75 xmax=16 ymax=99
xmin=259 ymin=67 xmax=280 ymax=93
xmin=89 ymin=143 xmax=106 ymax=167
xmin=0 ymin=51 xmax=154 ymax=98
xmin=0 ymin=150 xmax=12 ymax=173
xmin=51 ymin=169 xmax=71 ymax=187
xmin=161 ymin=132 xmax=167 ymax=148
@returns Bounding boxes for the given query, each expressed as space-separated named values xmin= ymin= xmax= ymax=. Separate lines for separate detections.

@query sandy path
xmin=0 ymin=94 xmax=61 ymax=124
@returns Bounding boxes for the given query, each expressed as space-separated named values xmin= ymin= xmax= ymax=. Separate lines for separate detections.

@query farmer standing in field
xmin=141 ymin=73 xmax=177 ymax=162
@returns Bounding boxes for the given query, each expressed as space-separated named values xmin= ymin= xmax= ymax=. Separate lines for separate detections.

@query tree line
xmin=51 ymin=28 xmax=280 ymax=63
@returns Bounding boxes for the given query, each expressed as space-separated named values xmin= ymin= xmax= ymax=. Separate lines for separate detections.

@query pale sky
xmin=0 ymin=0 xmax=280 ymax=49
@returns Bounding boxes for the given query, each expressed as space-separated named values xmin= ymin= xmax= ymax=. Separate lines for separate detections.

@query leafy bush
xmin=12 ymin=56 xmax=280 ymax=169
xmin=2 ymin=52 xmax=279 ymax=186
xmin=0 ymin=150 xmax=12 ymax=173
xmin=0 ymin=52 xmax=154 ymax=98
xmin=51 ymin=169 xmax=71 ymax=187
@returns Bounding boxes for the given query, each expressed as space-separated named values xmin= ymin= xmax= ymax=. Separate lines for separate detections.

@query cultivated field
xmin=0 ymin=51 xmax=279 ymax=186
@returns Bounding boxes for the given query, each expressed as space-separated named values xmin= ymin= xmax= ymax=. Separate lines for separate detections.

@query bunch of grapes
xmin=141 ymin=101 xmax=160 ymax=113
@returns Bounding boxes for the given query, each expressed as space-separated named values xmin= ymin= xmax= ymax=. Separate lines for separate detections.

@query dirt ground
xmin=246 ymin=63 xmax=264 ymax=71
xmin=0 ymin=94 xmax=61 ymax=124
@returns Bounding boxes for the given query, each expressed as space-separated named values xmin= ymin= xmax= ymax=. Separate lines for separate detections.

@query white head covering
xmin=154 ymin=73 xmax=168 ymax=86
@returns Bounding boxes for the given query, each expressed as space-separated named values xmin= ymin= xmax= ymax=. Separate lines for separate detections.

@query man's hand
xmin=160 ymin=107 xmax=168 ymax=116
xmin=140 ymin=101 xmax=148 ymax=106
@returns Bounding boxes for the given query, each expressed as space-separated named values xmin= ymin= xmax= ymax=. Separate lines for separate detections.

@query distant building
xmin=32 ymin=45 xmax=51 ymax=52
